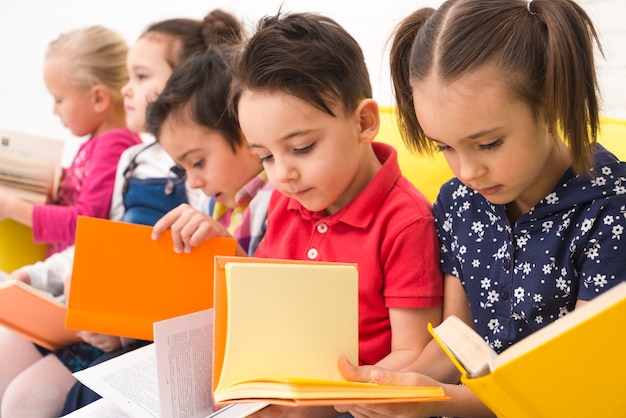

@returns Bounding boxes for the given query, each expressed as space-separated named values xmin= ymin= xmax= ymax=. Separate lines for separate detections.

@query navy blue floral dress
xmin=435 ymin=144 xmax=626 ymax=353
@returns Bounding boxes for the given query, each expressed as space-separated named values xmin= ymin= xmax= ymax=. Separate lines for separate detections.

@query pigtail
xmin=390 ymin=8 xmax=435 ymax=154
xmin=534 ymin=0 xmax=603 ymax=173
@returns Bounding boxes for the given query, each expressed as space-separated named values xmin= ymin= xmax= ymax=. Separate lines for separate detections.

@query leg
xmin=1 ymin=355 xmax=76 ymax=418
xmin=0 ymin=327 xmax=44 ymax=405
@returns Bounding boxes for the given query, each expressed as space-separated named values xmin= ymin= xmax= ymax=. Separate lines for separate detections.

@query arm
xmin=374 ymin=306 xmax=441 ymax=371
xmin=0 ymin=188 xmax=34 ymax=226
xmin=152 ymin=203 xmax=248 ymax=257
xmin=10 ymin=246 xmax=75 ymax=296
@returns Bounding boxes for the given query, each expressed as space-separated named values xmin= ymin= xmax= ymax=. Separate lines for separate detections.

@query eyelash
xmin=258 ymin=143 xmax=316 ymax=164
xmin=435 ymin=139 xmax=503 ymax=153
xmin=192 ymin=160 xmax=204 ymax=170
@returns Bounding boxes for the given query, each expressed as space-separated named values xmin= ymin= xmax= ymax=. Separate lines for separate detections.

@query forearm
xmin=1 ymin=195 xmax=33 ymax=227
xmin=403 ymin=338 xmax=461 ymax=383
xmin=434 ymin=383 xmax=496 ymax=418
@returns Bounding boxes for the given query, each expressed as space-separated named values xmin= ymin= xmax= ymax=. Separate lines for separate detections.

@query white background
xmin=0 ymin=0 xmax=624 ymax=164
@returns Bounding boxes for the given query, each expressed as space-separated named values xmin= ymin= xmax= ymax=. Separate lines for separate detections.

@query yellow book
xmin=66 ymin=216 xmax=237 ymax=340
xmin=429 ymin=282 xmax=626 ymax=417
xmin=212 ymin=256 xmax=448 ymax=406
xmin=0 ymin=278 xmax=80 ymax=350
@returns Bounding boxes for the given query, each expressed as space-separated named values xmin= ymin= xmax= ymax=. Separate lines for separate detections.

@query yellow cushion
xmin=0 ymin=220 xmax=46 ymax=273
xmin=376 ymin=108 xmax=626 ymax=202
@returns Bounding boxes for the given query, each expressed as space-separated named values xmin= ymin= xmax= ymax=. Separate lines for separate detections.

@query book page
xmin=154 ymin=309 xmax=215 ymax=418
xmin=73 ymin=344 xmax=160 ymax=418
xmin=61 ymin=398 xmax=133 ymax=418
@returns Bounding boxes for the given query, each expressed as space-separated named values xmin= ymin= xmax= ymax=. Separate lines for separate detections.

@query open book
xmin=0 ymin=219 xmax=47 ymax=273
xmin=0 ymin=128 xmax=64 ymax=204
xmin=212 ymin=256 xmax=448 ymax=405
xmin=0 ymin=278 xmax=80 ymax=350
xmin=429 ymin=282 xmax=626 ymax=417
xmin=66 ymin=216 xmax=237 ymax=340
xmin=69 ymin=310 xmax=267 ymax=418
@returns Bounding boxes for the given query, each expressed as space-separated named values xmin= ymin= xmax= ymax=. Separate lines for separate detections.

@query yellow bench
xmin=1 ymin=111 xmax=624 ymax=272
xmin=377 ymin=108 xmax=626 ymax=202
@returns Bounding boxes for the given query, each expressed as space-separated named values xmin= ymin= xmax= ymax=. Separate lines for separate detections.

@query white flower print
xmin=516 ymin=235 xmax=529 ymax=248
xmin=604 ymin=215 xmax=615 ymax=225
xmin=492 ymin=339 xmax=502 ymax=350
xmin=522 ymin=262 xmax=532 ymax=275
xmin=601 ymin=166 xmax=612 ymax=176
xmin=535 ymin=315 xmax=544 ymax=324
xmin=481 ymin=277 xmax=491 ymax=289
xmin=514 ymin=287 xmax=525 ymax=302
xmin=558 ymin=306 xmax=570 ymax=318
xmin=487 ymin=318 xmax=500 ymax=333
xmin=556 ymin=277 xmax=568 ymax=291
xmin=585 ymin=245 xmax=599 ymax=260
xmin=542 ymin=221 xmax=553 ymax=233
xmin=580 ymin=217 xmax=595 ymax=233
xmin=591 ymin=176 xmax=606 ymax=187
xmin=487 ymin=290 xmax=499 ymax=303
xmin=612 ymin=224 xmax=624 ymax=239
xmin=545 ymin=192 xmax=559 ymax=204
xmin=453 ymin=184 xmax=469 ymax=199
xmin=542 ymin=263 xmax=553 ymax=275
xmin=592 ymin=273 xmax=608 ymax=288
xmin=614 ymin=183 xmax=626 ymax=195
xmin=533 ymin=293 xmax=542 ymax=303
xmin=472 ymin=259 xmax=480 ymax=268
xmin=459 ymin=245 xmax=467 ymax=255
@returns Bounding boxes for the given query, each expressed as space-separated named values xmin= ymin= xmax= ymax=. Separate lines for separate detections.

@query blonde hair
xmin=46 ymin=25 xmax=128 ymax=107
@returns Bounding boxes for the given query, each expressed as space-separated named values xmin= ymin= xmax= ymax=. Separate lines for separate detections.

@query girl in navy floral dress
xmin=335 ymin=0 xmax=626 ymax=417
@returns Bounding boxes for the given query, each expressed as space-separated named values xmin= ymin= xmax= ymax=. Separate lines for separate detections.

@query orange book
xmin=212 ymin=256 xmax=448 ymax=406
xmin=0 ymin=278 xmax=80 ymax=350
xmin=66 ymin=216 xmax=237 ymax=341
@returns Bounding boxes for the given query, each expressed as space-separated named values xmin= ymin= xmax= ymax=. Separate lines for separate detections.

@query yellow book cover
xmin=0 ymin=278 xmax=80 ymax=350
xmin=66 ymin=216 xmax=237 ymax=341
xmin=429 ymin=282 xmax=626 ymax=417
xmin=212 ymin=256 xmax=448 ymax=406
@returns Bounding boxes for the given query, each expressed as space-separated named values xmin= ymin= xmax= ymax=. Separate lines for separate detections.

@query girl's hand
xmin=152 ymin=203 xmax=231 ymax=254
xmin=334 ymin=357 xmax=441 ymax=418
xmin=78 ymin=332 xmax=123 ymax=352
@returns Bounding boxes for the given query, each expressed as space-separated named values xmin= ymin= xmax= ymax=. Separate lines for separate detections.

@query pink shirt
xmin=256 ymin=142 xmax=443 ymax=365
xmin=32 ymin=127 xmax=141 ymax=255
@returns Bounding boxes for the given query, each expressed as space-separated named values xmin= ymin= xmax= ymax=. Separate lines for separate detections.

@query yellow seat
xmin=0 ymin=220 xmax=46 ymax=273
xmin=377 ymin=108 xmax=626 ymax=202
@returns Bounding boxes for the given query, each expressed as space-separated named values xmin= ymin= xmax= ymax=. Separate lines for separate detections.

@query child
xmin=147 ymin=46 xmax=272 ymax=258
xmin=335 ymin=1 xmax=626 ymax=417
xmin=158 ymin=12 xmax=443 ymax=385
xmin=0 ymin=26 xmax=141 ymax=257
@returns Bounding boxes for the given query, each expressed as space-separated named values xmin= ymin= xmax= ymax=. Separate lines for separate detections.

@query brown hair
xmin=145 ymin=47 xmax=242 ymax=151
xmin=142 ymin=9 xmax=243 ymax=70
xmin=390 ymin=0 xmax=603 ymax=173
xmin=229 ymin=12 xmax=372 ymax=118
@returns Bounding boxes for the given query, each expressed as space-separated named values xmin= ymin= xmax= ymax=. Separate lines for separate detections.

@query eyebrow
xmin=177 ymin=148 xmax=202 ymax=163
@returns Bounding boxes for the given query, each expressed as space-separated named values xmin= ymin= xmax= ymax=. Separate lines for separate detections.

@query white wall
xmin=0 ymin=0 xmax=623 ymax=163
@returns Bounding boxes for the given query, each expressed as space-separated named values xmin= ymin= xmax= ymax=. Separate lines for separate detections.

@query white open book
xmin=65 ymin=309 xmax=267 ymax=418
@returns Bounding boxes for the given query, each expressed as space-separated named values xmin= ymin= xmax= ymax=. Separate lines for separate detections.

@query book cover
xmin=0 ymin=219 xmax=46 ymax=272
xmin=66 ymin=216 xmax=237 ymax=340
xmin=212 ymin=256 xmax=448 ymax=406
xmin=0 ymin=278 xmax=80 ymax=350
xmin=429 ymin=282 xmax=626 ymax=417
xmin=0 ymin=128 xmax=64 ymax=204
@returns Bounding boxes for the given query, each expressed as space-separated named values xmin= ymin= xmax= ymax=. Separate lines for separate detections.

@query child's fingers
xmin=152 ymin=204 xmax=189 ymax=240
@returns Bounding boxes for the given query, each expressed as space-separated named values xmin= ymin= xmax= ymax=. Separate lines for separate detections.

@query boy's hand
xmin=152 ymin=203 xmax=230 ymax=254
xmin=78 ymin=332 xmax=123 ymax=352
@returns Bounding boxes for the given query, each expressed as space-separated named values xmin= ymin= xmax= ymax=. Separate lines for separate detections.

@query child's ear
xmin=356 ymin=99 xmax=380 ymax=144
xmin=91 ymin=85 xmax=111 ymax=113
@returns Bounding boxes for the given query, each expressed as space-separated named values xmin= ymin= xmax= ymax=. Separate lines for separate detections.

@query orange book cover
xmin=66 ymin=216 xmax=237 ymax=341
xmin=0 ymin=279 xmax=80 ymax=350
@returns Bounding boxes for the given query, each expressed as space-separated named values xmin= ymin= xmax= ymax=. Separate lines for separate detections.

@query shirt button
xmin=500 ymin=288 xmax=509 ymax=301
xmin=307 ymin=248 xmax=319 ymax=260
xmin=316 ymin=223 xmax=328 ymax=234
xmin=503 ymin=258 xmax=510 ymax=270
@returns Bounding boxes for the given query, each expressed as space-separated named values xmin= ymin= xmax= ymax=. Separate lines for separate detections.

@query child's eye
xmin=192 ymin=160 xmax=204 ymax=169
xmin=435 ymin=144 xmax=452 ymax=153
xmin=293 ymin=143 xmax=315 ymax=155
xmin=478 ymin=139 xmax=503 ymax=151
xmin=259 ymin=154 xmax=274 ymax=164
